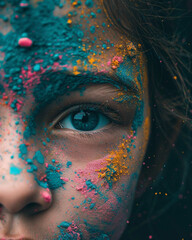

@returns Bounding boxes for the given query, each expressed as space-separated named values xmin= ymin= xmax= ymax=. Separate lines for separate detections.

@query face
xmin=0 ymin=0 xmax=150 ymax=239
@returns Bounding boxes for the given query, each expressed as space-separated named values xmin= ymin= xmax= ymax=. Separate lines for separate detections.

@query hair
xmin=102 ymin=0 xmax=192 ymax=239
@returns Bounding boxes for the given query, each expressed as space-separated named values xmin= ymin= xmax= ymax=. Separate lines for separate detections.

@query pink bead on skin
xmin=18 ymin=37 xmax=33 ymax=47
xmin=41 ymin=190 xmax=52 ymax=203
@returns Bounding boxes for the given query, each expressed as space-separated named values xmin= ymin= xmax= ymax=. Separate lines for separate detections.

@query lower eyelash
xmin=67 ymin=122 xmax=118 ymax=140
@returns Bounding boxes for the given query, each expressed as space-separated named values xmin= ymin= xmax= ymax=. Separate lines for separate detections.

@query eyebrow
xmin=33 ymin=69 xmax=141 ymax=105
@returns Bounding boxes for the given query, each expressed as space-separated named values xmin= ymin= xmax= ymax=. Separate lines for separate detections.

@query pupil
xmin=71 ymin=110 xmax=99 ymax=131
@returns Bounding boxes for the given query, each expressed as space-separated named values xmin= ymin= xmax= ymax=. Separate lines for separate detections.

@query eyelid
xmin=49 ymin=103 xmax=122 ymax=130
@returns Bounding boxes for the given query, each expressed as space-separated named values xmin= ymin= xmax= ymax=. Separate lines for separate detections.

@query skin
xmin=0 ymin=0 xmax=150 ymax=239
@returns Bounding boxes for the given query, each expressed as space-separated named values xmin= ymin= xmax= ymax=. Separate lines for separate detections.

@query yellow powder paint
xmin=112 ymin=89 xmax=141 ymax=104
xmin=96 ymin=134 xmax=135 ymax=183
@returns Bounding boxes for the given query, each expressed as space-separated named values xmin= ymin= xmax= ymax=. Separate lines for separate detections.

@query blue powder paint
xmin=66 ymin=161 xmax=72 ymax=168
xmin=35 ymin=177 xmax=48 ymax=188
xmin=85 ymin=0 xmax=94 ymax=8
xmin=55 ymin=221 xmax=82 ymax=240
xmin=132 ymin=100 xmax=144 ymax=131
xmin=84 ymin=222 xmax=110 ymax=240
xmin=10 ymin=164 xmax=22 ymax=175
xmin=33 ymin=64 xmax=41 ymax=72
xmin=26 ymin=158 xmax=33 ymax=164
xmin=0 ymin=1 xmax=6 ymax=7
xmin=33 ymin=150 xmax=44 ymax=164
xmin=15 ymin=120 xmax=19 ymax=125
xmin=90 ymin=12 xmax=96 ymax=18
xmin=19 ymin=143 xmax=28 ymax=158
xmin=90 ymin=203 xmax=96 ymax=209
xmin=102 ymin=44 xmax=107 ymax=49
xmin=86 ymin=179 xmax=97 ymax=191
xmin=58 ymin=221 xmax=71 ymax=228
xmin=90 ymin=26 xmax=95 ymax=33
xmin=46 ymin=164 xmax=65 ymax=189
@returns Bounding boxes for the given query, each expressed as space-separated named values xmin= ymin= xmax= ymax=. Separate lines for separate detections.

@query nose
xmin=0 ymin=173 xmax=52 ymax=214
xmin=0 ymin=109 xmax=52 ymax=215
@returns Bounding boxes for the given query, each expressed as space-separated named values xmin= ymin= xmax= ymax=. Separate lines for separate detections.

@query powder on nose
xmin=41 ymin=191 xmax=52 ymax=203
xmin=10 ymin=163 xmax=23 ymax=175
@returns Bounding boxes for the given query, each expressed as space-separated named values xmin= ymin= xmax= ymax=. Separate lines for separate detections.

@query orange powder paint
xmin=96 ymin=133 xmax=136 ymax=183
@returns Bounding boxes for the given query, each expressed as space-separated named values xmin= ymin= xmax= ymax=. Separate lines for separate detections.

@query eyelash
xmin=53 ymin=103 xmax=122 ymax=134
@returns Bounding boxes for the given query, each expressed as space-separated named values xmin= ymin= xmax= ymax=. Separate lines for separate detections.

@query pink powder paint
xmin=72 ymin=157 xmax=110 ymax=203
xmin=41 ymin=190 xmax=52 ymax=203
xmin=18 ymin=38 xmax=33 ymax=47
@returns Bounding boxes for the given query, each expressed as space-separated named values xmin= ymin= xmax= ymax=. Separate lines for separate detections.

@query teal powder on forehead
xmin=0 ymin=0 xmax=88 ymax=98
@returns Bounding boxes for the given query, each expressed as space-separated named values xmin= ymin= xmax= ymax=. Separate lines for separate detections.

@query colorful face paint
xmin=0 ymin=0 xmax=150 ymax=239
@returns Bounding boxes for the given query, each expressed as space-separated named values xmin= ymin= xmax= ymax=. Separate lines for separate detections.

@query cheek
xmin=42 ymin=131 xmax=146 ymax=235
xmin=46 ymin=164 xmax=139 ymax=239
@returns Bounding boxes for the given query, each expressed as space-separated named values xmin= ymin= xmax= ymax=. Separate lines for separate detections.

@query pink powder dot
xmin=41 ymin=191 xmax=52 ymax=203
xmin=149 ymin=235 xmax=153 ymax=239
xmin=18 ymin=37 xmax=33 ymax=47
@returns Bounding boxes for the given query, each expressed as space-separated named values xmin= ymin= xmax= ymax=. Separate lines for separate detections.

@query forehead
xmin=0 ymin=0 xmax=143 ymax=106
xmin=0 ymin=0 xmax=138 ymax=62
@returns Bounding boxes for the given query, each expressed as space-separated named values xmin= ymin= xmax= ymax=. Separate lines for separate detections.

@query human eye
xmin=54 ymin=104 xmax=121 ymax=133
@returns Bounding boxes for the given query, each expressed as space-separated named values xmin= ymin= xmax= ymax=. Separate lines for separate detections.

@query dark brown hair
xmin=102 ymin=0 xmax=192 ymax=239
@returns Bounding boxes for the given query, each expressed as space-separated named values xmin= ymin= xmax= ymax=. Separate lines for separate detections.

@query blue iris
xmin=59 ymin=109 xmax=110 ymax=131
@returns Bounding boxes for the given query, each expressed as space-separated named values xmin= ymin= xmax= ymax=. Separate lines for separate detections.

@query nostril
xmin=22 ymin=202 xmax=43 ymax=215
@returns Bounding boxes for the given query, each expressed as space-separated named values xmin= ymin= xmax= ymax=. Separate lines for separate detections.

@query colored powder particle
xmin=33 ymin=150 xmax=44 ymax=164
xmin=26 ymin=158 xmax=33 ymax=164
xmin=0 ymin=1 xmax=6 ymax=7
xmin=86 ymin=179 xmax=97 ymax=191
xmin=19 ymin=143 xmax=28 ymax=157
xmin=35 ymin=177 xmax=48 ymax=188
xmin=66 ymin=161 xmax=72 ymax=168
xmin=33 ymin=64 xmax=41 ymax=72
xmin=10 ymin=164 xmax=22 ymax=175
xmin=41 ymin=191 xmax=52 ymax=203
xmin=27 ymin=164 xmax=38 ymax=173
xmin=58 ymin=221 xmax=71 ymax=228
xmin=111 ymin=56 xmax=123 ymax=70
xmin=18 ymin=37 xmax=33 ymax=47
xmin=20 ymin=0 xmax=29 ymax=8
xmin=90 ymin=12 xmax=96 ymax=18
xmin=132 ymin=100 xmax=144 ymax=131
xmin=96 ymin=136 xmax=135 ymax=185
xmin=90 ymin=26 xmax=95 ymax=34
xmin=96 ymin=234 xmax=110 ymax=240
xmin=85 ymin=0 xmax=94 ymax=8
xmin=15 ymin=120 xmax=19 ymax=125
xmin=90 ymin=203 xmax=96 ymax=209
xmin=56 ymin=221 xmax=82 ymax=240
xmin=46 ymin=164 xmax=65 ymax=189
